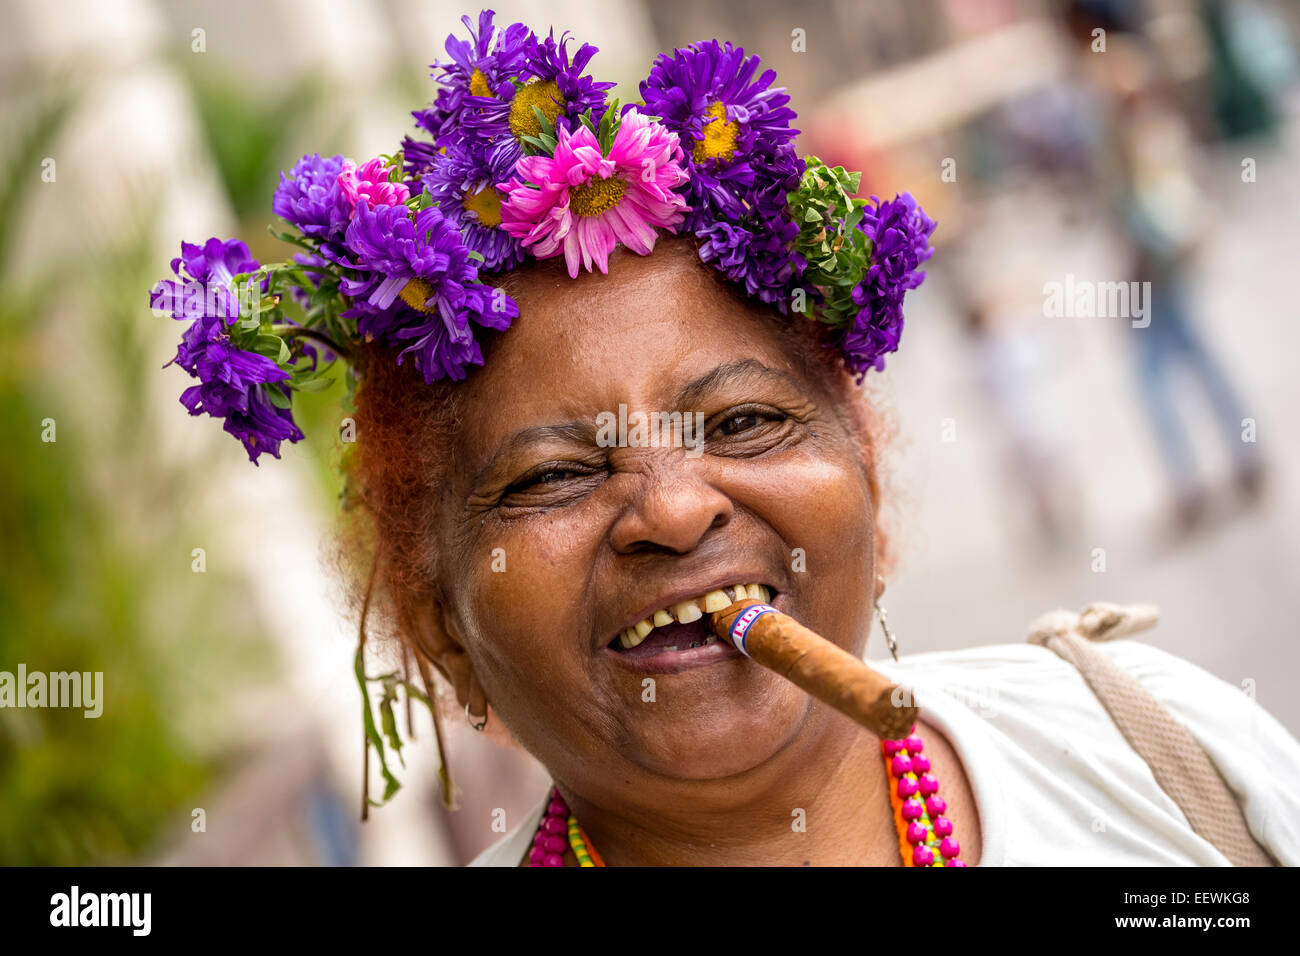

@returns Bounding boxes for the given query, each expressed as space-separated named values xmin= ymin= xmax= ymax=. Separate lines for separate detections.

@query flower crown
xmin=149 ymin=9 xmax=936 ymax=465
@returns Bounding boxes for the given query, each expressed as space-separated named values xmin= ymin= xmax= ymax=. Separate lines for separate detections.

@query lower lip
xmin=602 ymin=638 xmax=745 ymax=674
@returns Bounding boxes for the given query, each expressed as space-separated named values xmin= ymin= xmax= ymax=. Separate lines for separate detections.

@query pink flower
xmin=498 ymin=109 xmax=690 ymax=276
xmin=337 ymin=158 xmax=411 ymax=212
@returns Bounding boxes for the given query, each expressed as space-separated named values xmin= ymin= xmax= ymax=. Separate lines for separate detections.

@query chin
xmin=618 ymin=670 xmax=812 ymax=781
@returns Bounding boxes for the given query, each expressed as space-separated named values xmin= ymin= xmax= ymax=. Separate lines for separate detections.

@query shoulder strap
xmin=1027 ymin=603 xmax=1274 ymax=867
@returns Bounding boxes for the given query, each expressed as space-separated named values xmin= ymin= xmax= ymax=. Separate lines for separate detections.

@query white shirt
xmin=469 ymin=639 xmax=1300 ymax=866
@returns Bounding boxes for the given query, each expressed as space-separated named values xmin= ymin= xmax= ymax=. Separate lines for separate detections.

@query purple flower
xmin=638 ymin=40 xmax=806 ymax=304
xmin=421 ymin=140 xmax=525 ymax=271
xmin=183 ymin=380 xmax=305 ymax=465
xmin=401 ymin=134 xmax=445 ymax=180
xmin=340 ymin=201 xmax=518 ymax=382
xmin=273 ymin=154 xmax=350 ymax=242
xmin=844 ymin=193 xmax=937 ymax=377
xmin=462 ymin=31 xmax=615 ymax=184
xmin=152 ymin=237 xmax=304 ymax=464
xmin=696 ymin=211 xmax=804 ymax=309
xmin=150 ymin=238 xmax=260 ymax=364
xmin=433 ymin=11 xmax=532 ymax=127
xmin=405 ymin=11 xmax=532 ymax=177
xmin=639 ymin=40 xmax=799 ymax=230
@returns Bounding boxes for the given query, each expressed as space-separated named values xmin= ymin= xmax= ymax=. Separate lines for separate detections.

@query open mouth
xmin=606 ymin=583 xmax=774 ymax=659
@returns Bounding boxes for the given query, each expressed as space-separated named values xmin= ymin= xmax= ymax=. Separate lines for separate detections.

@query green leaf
xmin=291 ymin=375 xmax=334 ymax=393
xmin=266 ymin=386 xmax=292 ymax=409
xmin=354 ymin=644 xmax=402 ymax=805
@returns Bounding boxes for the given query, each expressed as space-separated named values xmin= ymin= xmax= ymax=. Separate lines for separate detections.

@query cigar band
xmin=728 ymin=603 xmax=779 ymax=657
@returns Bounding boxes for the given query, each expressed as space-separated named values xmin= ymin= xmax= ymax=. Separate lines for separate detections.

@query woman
xmin=354 ymin=237 xmax=1298 ymax=867
xmin=150 ymin=10 xmax=1300 ymax=866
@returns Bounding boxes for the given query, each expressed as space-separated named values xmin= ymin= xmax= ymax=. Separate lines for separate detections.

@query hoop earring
xmin=465 ymin=702 xmax=488 ymax=732
xmin=875 ymin=598 xmax=900 ymax=662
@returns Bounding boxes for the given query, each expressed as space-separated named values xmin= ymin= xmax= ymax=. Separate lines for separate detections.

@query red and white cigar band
xmin=728 ymin=603 xmax=779 ymax=657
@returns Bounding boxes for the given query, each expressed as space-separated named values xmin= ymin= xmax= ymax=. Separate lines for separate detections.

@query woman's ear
xmin=404 ymin=595 xmax=474 ymax=707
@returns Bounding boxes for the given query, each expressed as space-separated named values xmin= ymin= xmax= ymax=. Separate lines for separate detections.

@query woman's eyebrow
xmin=473 ymin=420 xmax=594 ymax=486
xmin=673 ymin=359 xmax=804 ymax=408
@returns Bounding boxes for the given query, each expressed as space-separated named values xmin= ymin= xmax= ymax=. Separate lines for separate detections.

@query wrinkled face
xmin=437 ymin=241 xmax=876 ymax=796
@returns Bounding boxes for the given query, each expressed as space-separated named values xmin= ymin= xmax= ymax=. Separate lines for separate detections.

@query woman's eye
xmin=502 ymin=464 xmax=603 ymax=505
xmin=718 ymin=413 xmax=764 ymax=436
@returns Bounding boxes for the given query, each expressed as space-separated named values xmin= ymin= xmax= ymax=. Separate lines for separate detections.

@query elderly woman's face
xmin=436 ymin=244 xmax=876 ymax=793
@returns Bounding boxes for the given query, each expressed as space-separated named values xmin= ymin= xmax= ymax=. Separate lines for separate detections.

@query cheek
xmin=731 ymin=441 xmax=876 ymax=649
xmin=453 ymin=514 xmax=601 ymax=696
xmin=737 ymin=442 xmax=874 ymax=570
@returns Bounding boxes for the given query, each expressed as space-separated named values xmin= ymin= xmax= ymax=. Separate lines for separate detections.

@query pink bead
xmin=548 ymin=800 xmax=568 ymax=817
xmin=912 ymin=845 xmax=934 ymax=866
xmin=904 ymin=734 xmax=924 ymax=754
xmin=947 ymin=860 xmax=968 ymax=867
xmin=542 ymin=816 xmax=567 ymax=835
xmin=882 ymin=739 xmax=904 ymax=756
xmin=543 ymin=835 xmax=567 ymax=853
xmin=911 ymin=754 xmax=931 ymax=773
xmin=933 ymin=816 xmax=953 ymax=837
xmin=902 ymin=798 xmax=924 ymax=821
xmin=533 ymin=832 xmax=549 ymax=848
xmin=897 ymin=776 xmax=919 ymax=798
xmin=940 ymin=837 xmax=960 ymax=859
xmin=529 ymin=846 xmax=545 ymax=864
xmin=925 ymin=795 xmax=947 ymax=817
xmin=906 ymin=822 xmax=929 ymax=844
xmin=891 ymin=755 xmax=913 ymax=775
xmin=543 ymin=853 xmax=565 ymax=867
xmin=918 ymin=773 xmax=939 ymax=796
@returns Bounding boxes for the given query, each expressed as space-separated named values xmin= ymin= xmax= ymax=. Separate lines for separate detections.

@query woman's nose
xmin=608 ymin=457 xmax=733 ymax=556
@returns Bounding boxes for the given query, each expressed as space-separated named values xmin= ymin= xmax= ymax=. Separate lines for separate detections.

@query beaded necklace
xmin=527 ymin=723 xmax=966 ymax=866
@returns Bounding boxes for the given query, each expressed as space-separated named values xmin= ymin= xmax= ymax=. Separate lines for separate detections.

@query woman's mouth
xmin=605 ymin=583 xmax=775 ymax=666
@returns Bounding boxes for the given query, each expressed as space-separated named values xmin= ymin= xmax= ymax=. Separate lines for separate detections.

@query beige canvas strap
xmin=1028 ymin=603 xmax=1274 ymax=867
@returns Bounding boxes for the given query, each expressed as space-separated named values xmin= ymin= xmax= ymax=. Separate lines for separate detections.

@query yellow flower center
xmin=463 ymin=185 xmax=502 ymax=228
xmin=692 ymin=100 xmax=740 ymax=163
xmin=508 ymin=80 xmax=565 ymax=141
xmin=399 ymin=278 xmax=435 ymax=312
xmin=569 ymin=176 xmax=626 ymax=217
xmin=469 ymin=68 xmax=492 ymax=98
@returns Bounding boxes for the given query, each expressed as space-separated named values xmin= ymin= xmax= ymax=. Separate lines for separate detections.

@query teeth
xmin=616 ymin=584 xmax=773 ymax=649
xmin=674 ymin=601 xmax=703 ymax=624
xmin=702 ymin=590 xmax=730 ymax=613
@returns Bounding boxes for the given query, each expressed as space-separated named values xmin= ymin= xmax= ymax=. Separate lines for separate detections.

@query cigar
xmin=708 ymin=600 xmax=918 ymax=741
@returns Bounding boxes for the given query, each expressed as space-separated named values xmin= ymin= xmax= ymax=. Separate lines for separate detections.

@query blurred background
xmin=2 ymin=0 xmax=1297 ymax=865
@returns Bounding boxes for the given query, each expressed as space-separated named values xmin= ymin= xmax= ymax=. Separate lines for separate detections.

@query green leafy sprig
xmin=788 ymin=157 xmax=872 ymax=329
